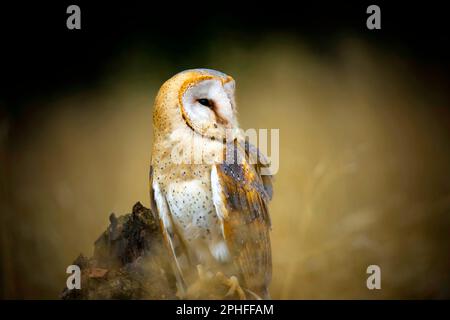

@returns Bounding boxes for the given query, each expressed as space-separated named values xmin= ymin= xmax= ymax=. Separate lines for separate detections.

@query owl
xmin=149 ymin=69 xmax=273 ymax=299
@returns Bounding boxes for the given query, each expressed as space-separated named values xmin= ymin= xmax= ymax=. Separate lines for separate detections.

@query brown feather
xmin=215 ymin=140 xmax=273 ymax=297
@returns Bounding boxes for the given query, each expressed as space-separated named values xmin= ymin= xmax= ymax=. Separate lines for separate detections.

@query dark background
xmin=1 ymin=1 xmax=449 ymax=113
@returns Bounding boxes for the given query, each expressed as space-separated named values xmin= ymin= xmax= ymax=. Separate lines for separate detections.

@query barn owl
xmin=149 ymin=69 xmax=273 ymax=299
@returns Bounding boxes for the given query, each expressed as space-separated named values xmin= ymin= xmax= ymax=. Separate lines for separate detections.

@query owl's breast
xmin=152 ymin=160 xmax=231 ymax=264
xmin=165 ymin=173 xmax=221 ymax=242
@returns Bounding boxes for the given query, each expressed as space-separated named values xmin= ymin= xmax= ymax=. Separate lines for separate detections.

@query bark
xmin=61 ymin=202 xmax=177 ymax=299
xmin=61 ymin=202 xmax=243 ymax=300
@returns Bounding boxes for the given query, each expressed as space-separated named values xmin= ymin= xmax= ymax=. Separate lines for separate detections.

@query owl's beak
xmin=212 ymin=105 xmax=231 ymax=128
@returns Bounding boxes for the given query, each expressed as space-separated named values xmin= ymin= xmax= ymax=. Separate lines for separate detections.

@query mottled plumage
xmin=150 ymin=69 xmax=273 ymax=298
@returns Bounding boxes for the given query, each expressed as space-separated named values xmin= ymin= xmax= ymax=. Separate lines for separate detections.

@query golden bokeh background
xmin=1 ymin=36 xmax=449 ymax=299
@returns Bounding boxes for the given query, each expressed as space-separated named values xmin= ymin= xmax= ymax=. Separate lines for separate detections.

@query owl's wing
xmin=211 ymin=140 xmax=273 ymax=298
xmin=149 ymin=166 xmax=187 ymax=294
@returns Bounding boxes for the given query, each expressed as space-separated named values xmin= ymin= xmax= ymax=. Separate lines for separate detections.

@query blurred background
xmin=0 ymin=1 xmax=449 ymax=299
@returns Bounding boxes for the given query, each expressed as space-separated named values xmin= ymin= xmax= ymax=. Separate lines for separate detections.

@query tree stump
xmin=61 ymin=202 xmax=245 ymax=300
xmin=61 ymin=202 xmax=177 ymax=299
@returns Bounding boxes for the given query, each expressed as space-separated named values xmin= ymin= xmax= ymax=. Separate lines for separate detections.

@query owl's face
xmin=180 ymin=73 xmax=236 ymax=140
xmin=153 ymin=69 xmax=238 ymax=142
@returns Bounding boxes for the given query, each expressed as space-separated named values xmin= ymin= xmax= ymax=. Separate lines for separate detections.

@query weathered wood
xmin=61 ymin=202 xmax=177 ymax=299
xmin=61 ymin=202 xmax=245 ymax=300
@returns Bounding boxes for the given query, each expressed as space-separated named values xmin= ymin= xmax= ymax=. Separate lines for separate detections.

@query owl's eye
xmin=197 ymin=98 xmax=213 ymax=108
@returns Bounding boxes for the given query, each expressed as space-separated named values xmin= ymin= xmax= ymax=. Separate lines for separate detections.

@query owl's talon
xmin=216 ymin=272 xmax=246 ymax=300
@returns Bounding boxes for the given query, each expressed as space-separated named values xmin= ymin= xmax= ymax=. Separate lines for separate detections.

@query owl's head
xmin=153 ymin=69 xmax=238 ymax=141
